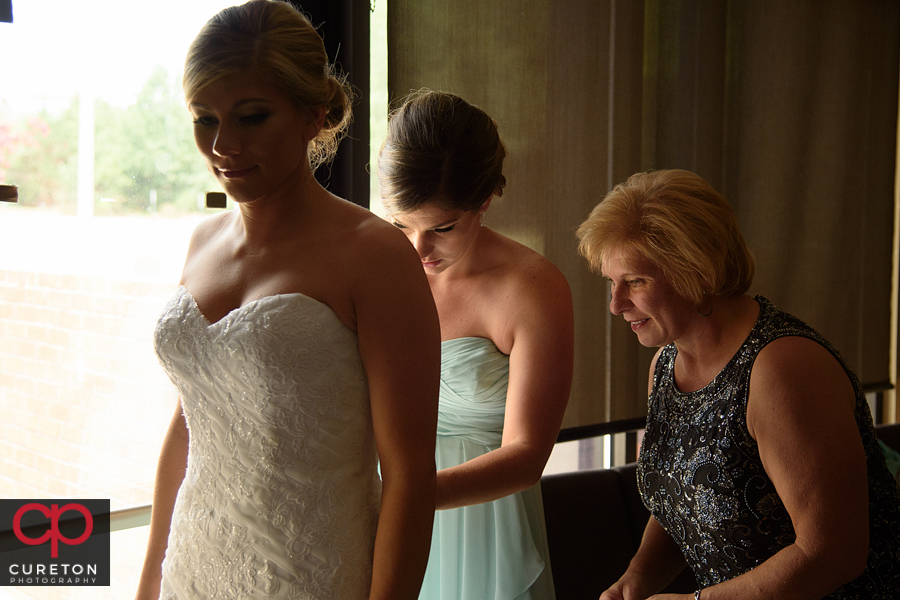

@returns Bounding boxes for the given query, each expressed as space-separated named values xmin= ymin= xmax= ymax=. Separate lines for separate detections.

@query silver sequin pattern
xmin=637 ymin=296 xmax=900 ymax=598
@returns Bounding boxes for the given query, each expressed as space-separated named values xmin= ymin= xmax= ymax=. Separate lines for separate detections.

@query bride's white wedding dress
xmin=153 ymin=286 xmax=380 ymax=600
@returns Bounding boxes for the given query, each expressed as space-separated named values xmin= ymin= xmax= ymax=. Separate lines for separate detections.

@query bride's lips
xmin=217 ymin=166 xmax=256 ymax=179
xmin=422 ymin=259 xmax=442 ymax=269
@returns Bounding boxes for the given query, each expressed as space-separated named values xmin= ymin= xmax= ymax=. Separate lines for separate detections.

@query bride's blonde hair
xmin=183 ymin=0 xmax=353 ymax=172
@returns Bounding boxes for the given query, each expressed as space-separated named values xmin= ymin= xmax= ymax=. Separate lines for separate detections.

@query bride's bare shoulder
xmin=330 ymin=197 xmax=411 ymax=252
xmin=185 ymin=210 xmax=235 ymax=255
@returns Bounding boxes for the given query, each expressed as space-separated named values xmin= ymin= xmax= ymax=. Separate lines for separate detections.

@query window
xmin=0 ymin=1 xmax=237 ymax=596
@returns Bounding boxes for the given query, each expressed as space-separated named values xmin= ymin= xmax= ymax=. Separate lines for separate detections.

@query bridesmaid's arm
xmin=435 ymin=260 xmax=574 ymax=510
xmin=135 ymin=399 xmax=188 ymax=600
xmin=353 ymin=223 xmax=441 ymax=600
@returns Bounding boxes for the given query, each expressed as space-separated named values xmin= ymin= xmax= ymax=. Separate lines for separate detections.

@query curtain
xmin=387 ymin=0 xmax=900 ymax=430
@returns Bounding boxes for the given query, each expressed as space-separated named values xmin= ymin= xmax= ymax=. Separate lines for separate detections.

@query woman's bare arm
xmin=435 ymin=259 xmax=574 ymax=509
xmin=353 ymin=222 xmax=441 ymax=600
xmin=135 ymin=400 xmax=188 ymax=600
xmin=600 ymin=516 xmax=688 ymax=600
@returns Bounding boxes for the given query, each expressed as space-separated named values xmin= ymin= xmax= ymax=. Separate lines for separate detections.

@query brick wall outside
xmin=0 ymin=269 xmax=178 ymax=505
xmin=0 ymin=209 xmax=198 ymax=597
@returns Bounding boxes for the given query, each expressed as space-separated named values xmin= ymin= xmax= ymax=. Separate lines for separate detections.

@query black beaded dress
xmin=637 ymin=296 xmax=900 ymax=599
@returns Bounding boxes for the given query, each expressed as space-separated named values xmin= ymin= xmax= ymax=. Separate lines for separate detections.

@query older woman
xmin=577 ymin=169 xmax=900 ymax=600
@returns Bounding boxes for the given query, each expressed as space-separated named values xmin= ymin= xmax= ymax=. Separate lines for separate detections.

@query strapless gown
xmin=418 ymin=337 xmax=556 ymax=600
xmin=153 ymin=286 xmax=380 ymax=600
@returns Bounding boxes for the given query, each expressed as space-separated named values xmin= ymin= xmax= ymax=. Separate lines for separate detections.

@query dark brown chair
xmin=540 ymin=423 xmax=900 ymax=600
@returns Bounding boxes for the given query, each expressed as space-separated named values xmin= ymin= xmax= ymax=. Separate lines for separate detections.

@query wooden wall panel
xmin=387 ymin=0 xmax=900 ymax=429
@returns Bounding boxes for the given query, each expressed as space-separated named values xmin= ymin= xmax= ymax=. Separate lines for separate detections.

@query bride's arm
xmin=353 ymin=223 xmax=441 ymax=600
xmin=435 ymin=258 xmax=574 ymax=510
xmin=135 ymin=399 xmax=188 ymax=600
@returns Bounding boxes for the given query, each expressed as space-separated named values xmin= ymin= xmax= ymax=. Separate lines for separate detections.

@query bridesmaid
xmin=377 ymin=90 xmax=575 ymax=600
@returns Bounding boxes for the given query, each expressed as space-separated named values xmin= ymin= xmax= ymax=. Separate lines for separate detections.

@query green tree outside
xmin=3 ymin=65 xmax=219 ymax=215
xmin=2 ymin=106 xmax=78 ymax=211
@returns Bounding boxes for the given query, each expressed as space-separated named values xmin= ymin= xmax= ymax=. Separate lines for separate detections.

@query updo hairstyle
xmin=183 ymin=0 xmax=353 ymax=171
xmin=378 ymin=90 xmax=507 ymax=214
xmin=576 ymin=169 xmax=755 ymax=306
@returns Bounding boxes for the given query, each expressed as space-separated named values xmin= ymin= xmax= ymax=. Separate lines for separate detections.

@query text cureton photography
xmin=0 ymin=499 xmax=110 ymax=586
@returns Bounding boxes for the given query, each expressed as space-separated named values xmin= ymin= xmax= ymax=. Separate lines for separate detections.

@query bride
xmin=135 ymin=2 xmax=440 ymax=599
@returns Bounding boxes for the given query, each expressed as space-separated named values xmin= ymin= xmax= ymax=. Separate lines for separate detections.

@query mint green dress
xmin=418 ymin=337 xmax=556 ymax=600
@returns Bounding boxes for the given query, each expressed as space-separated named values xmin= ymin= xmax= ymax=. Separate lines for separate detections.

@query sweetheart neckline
xmin=441 ymin=336 xmax=508 ymax=356
xmin=442 ymin=336 xmax=493 ymax=345
xmin=176 ymin=285 xmax=346 ymax=330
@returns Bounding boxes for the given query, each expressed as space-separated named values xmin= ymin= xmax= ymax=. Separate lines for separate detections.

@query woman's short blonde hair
xmin=576 ymin=169 xmax=755 ymax=306
xmin=183 ymin=0 xmax=353 ymax=171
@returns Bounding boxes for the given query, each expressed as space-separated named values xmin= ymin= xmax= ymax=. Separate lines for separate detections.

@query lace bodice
xmin=153 ymin=286 xmax=380 ymax=600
